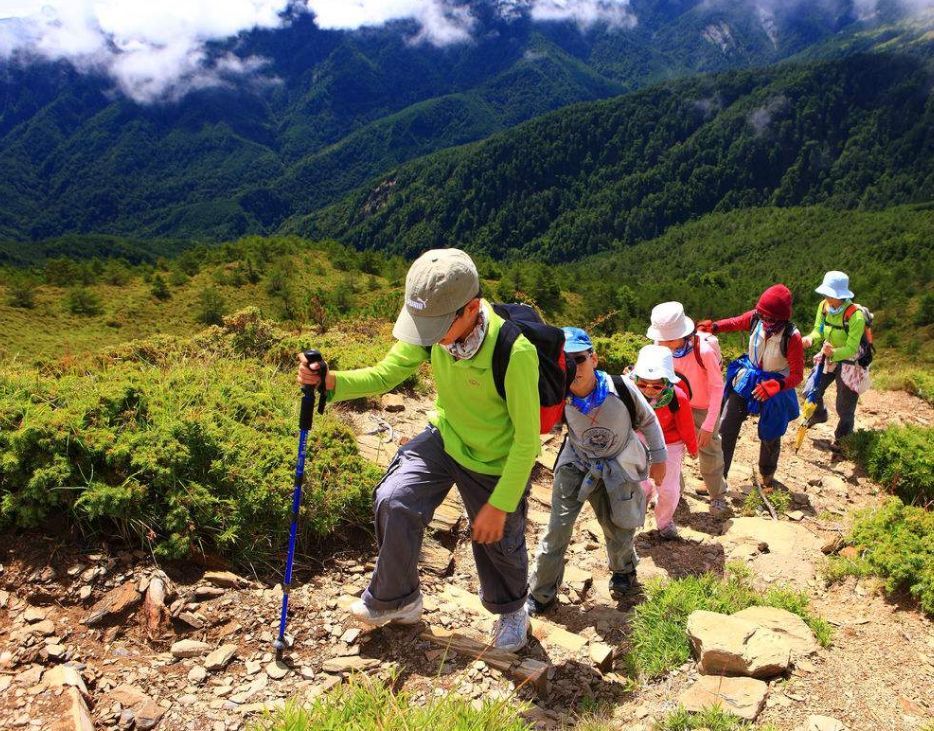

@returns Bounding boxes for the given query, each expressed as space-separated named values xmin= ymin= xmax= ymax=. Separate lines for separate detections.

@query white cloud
xmin=529 ymin=0 xmax=636 ymax=30
xmin=305 ymin=0 xmax=474 ymax=45
xmin=0 ymin=0 xmax=290 ymax=102
xmin=0 ymin=0 xmax=645 ymax=103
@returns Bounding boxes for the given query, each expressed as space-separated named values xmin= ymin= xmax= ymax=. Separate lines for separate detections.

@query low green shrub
xmin=0 ymin=357 xmax=381 ymax=564
xmin=591 ymin=332 xmax=645 ymax=374
xmin=873 ymin=366 xmax=934 ymax=406
xmin=843 ymin=426 xmax=933 ymax=504
xmin=626 ymin=565 xmax=831 ymax=678
xmin=826 ymin=498 xmax=934 ymax=615
xmin=652 ymin=706 xmax=778 ymax=731
xmin=250 ymin=675 xmax=532 ymax=731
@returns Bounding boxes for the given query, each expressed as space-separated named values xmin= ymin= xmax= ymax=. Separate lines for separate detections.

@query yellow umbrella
xmin=794 ymin=357 xmax=824 ymax=453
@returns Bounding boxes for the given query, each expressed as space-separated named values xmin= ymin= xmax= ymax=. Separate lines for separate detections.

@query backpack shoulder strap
xmin=491 ymin=320 xmax=520 ymax=401
xmin=780 ymin=322 xmax=796 ymax=357
xmin=693 ymin=335 xmax=706 ymax=371
xmin=611 ymin=375 xmax=638 ymax=427
xmin=668 ymin=392 xmax=681 ymax=414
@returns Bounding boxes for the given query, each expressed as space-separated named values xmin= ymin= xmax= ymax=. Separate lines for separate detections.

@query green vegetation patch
xmin=627 ymin=566 xmax=831 ymax=678
xmin=825 ymin=498 xmax=934 ymax=616
xmin=843 ymin=426 xmax=933 ymax=505
xmin=0 ymin=351 xmax=381 ymax=564
xmin=250 ymin=675 xmax=532 ymax=731
xmin=652 ymin=706 xmax=778 ymax=731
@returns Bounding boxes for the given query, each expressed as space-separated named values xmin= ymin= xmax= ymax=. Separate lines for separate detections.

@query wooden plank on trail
xmin=429 ymin=493 xmax=464 ymax=534
xmin=355 ymin=433 xmax=396 ymax=468
xmin=529 ymin=483 xmax=553 ymax=508
xmin=420 ymin=625 xmax=551 ymax=695
xmin=420 ymin=537 xmax=454 ymax=576
xmin=440 ymin=585 xmax=588 ymax=654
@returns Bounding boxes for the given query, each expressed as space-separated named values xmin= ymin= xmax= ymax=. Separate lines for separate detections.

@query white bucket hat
xmin=646 ymin=301 xmax=694 ymax=341
xmin=815 ymin=271 xmax=854 ymax=300
xmin=632 ymin=345 xmax=680 ymax=383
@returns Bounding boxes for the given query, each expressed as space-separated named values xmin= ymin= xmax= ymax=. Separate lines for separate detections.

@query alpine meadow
xmin=0 ymin=2 xmax=932 ymax=730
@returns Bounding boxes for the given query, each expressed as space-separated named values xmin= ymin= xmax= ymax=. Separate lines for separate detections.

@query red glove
xmin=752 ymin=379 xmax=782 ymax=401
xmin=696 ymin=319 xmax=715 ymax=333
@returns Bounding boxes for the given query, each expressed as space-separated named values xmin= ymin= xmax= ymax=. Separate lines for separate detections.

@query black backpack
xmin=490 ymin=303 xmax=575 ymax=434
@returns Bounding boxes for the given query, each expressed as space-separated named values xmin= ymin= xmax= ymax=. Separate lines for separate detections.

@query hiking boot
xmin=492 ymin=607 xmax=529 ymax=652
xmin=609 ymin=571 xmax=638 ymax=600
xmin=525 ymin=593 xmax=556 ymax=617
xmin=658 ymin=522 xmax=679 ymax=540
xmin=806 ymin=408 xmax=829 ymax=428
xmin=709 ymin=497 xmax=732 ymax=518
xmin=350 ymin=595 xmax=423 ymax=627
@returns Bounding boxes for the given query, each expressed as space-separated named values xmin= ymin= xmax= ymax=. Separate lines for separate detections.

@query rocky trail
xmin=1 ymin=388 xmax=932 ymax=731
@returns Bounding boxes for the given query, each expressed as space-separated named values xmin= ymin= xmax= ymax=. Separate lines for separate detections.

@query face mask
xmin=442 ymin=305 xmax=488 ymax=360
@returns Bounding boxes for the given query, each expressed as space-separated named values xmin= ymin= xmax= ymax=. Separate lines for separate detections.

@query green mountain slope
xmin=1 ymin=1 xmax=930 ymax=244
xmin=300 ymin=52 xmax=933 ymax=261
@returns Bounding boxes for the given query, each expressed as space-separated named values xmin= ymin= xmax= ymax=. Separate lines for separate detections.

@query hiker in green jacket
xmin=801 ymin=271 xmax=870 ymax=445
xmin=297 ymin=249 xmax=540 ymax=652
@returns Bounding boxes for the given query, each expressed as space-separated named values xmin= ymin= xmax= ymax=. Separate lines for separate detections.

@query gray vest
xmin=556 ymin=378 xmax=649 ymax=482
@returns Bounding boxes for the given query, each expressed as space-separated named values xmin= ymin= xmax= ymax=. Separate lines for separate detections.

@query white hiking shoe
xmin=350 ymin=595 xmax=423 ymax=627
xmin=492 ymin=606 xmax=529 ymax=652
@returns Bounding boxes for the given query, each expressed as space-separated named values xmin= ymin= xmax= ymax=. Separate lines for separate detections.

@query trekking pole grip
xmin=300 ymin=350 xmax=328 ymax=429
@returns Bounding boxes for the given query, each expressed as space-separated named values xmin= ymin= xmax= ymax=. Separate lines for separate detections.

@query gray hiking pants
xmin=813 ymin=368 xmax=860 ymax=441
xmin=686 ymin=407 xmax=726 ymax=498
xmin=528 ymin=464 xmax=640 ymax=606
xmin=361 ymin=425 xmax=529 ymax=615
xmin=719 ymin=391 xmax=782 ymax=480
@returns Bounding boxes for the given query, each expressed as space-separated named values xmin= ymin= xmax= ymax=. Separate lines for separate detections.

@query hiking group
xmin=296 ymin=249 xmax=873 ymax=653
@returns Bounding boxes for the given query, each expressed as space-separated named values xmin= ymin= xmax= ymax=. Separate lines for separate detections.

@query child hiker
xmin=630 ymin=345 xmax=697 ymax=539
xmin=697 ymin=284 xmax=804 ymax=489
xmin=647 ymin=302 xmax=728 ymax=517
xmin=801 ymin=271 xmax=871 ymax=448
xmin=298 ymin=249 xmax=540 ymax=651
xmin=527 ymin=328 xmax=667 ymax=614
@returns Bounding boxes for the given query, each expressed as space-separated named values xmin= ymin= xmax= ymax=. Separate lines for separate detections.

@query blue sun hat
xmin=815 ymin=271 xmax=854 ymax=300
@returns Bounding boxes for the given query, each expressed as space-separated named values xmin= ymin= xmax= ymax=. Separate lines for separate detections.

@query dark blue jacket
xmin=725 ymin=355 xmax=800 ymax=440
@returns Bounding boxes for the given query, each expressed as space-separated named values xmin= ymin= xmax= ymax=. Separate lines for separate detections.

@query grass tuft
xmin=249 ymin=674 xmax=532 ymax=731
xmin=626 ymin=566 xmax=831 ymax=678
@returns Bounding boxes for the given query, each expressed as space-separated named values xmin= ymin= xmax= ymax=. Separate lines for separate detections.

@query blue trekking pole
xmin=274 ymin=350 xmax=328 ymax=659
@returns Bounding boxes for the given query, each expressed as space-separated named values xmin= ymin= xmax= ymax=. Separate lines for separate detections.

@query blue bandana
xmin=672 ymin=339 xmax=693 ymax=359
xmin=827 ymin=302 xmax=847 ymax=315
xmin=570 ymin=369 xmax=609 ymax=415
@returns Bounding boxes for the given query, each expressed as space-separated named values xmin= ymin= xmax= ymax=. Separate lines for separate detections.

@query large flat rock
xmin=687 ymin=610 xmax=791 ymax=679
xmin=733 ymin=606 xmax=820 ymax=658
xmin=680 ymin=674 xmax=769 ymax=721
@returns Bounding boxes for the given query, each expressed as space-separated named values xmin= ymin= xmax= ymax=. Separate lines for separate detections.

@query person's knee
xmin=374 ymin=484 xmax=423 ymax=524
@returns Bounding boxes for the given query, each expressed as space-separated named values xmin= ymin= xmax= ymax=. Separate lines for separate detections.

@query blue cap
xmin=562 ymin=326 xmax=593 ymax=354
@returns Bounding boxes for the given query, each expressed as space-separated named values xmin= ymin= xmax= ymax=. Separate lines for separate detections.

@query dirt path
xmin=0 ymin=388 xmax=931 ymax=730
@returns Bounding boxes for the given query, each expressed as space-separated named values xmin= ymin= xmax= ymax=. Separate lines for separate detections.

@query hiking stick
xmin=274 ymin=350 xmax=328 ymax=658
xmin=751 ymin=469 xmax=778 ymax=520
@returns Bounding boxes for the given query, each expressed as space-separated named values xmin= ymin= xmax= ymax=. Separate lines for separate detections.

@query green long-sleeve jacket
xmin=805 ymin=299 xmax=866 ymax=363
xmin=330 ymin=300 xmax=541 ymax=513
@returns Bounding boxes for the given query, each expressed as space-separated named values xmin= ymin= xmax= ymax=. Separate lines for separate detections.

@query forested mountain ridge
xmin=300 ymin=50 xmax=933 ymax=262
xmin=1 ymin=0 xmax=930 ymax=245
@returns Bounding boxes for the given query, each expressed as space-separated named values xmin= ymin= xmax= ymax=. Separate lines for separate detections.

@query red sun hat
xmin=756 ymin=284 xmax=792 ymax=321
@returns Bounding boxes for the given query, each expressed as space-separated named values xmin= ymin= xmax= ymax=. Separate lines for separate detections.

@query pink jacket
xmin=671 ymin=337 xmax=724 ymax=433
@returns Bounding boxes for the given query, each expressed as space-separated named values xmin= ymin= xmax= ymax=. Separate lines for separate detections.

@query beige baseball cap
xmin=392 ymin=248 xmax=480 ymax=346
